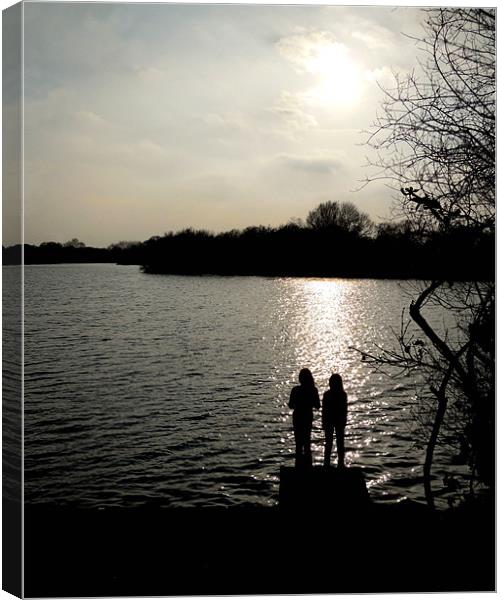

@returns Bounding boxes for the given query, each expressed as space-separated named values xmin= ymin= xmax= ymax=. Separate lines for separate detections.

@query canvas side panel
xmin=3 ymin=2 xmax=23 ymax=598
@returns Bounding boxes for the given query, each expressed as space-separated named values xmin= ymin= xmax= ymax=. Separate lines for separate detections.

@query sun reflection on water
xmin=291 ymin=279 xmax=349 ymax=378
xmin=273 ymin=277 xmax=419 ymax=487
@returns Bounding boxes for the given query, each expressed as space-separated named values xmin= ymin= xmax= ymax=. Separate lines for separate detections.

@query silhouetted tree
xmin=375 ymin=221 xmax=414 ymax=240
xmin=288 ymin=217 xmax=306 ymax=228
xmin=40 ymin=241 xmax=63 ymax=248
xmin=358 ymin=8 xmax=495 ymax=509
xmin=63 ymin=238 xmax=86 ymax=248
xmin=108 ymin=240 xmax=141 ymax=251
xmin=306 ymin=201 xmax=374 ymax=236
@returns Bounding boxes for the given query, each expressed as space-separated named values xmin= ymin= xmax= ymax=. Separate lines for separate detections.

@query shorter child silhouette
xmin=322 ymin=373 xmax=348 ymax=468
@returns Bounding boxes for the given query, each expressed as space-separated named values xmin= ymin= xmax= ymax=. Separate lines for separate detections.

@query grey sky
xmin=21 ymin=3 xmax=424 ymax=247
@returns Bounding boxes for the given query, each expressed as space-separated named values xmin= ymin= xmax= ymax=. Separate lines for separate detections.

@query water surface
xmin=21 ymin=264 xmax=464 ymax=508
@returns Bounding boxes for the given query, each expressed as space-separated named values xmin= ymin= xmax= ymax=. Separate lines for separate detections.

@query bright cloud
xmin=277 ymin=30 xmax=395 ymax=109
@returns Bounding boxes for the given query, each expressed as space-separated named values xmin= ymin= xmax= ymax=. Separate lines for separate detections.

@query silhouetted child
xmin=322 ymin=373 xmax=348 ymax=468
xmin=289 ymin=368 xmax=320 ymax=467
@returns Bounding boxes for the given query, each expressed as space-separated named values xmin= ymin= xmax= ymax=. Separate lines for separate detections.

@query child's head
xmin=329 ymin=373 xmax=343 ymax=392
xmin=299 ymin=368 xmax=314 ymax=386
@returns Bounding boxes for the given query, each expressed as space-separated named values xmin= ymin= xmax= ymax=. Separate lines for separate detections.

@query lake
xmin=19 ymin=263 xmax=465 ymax=508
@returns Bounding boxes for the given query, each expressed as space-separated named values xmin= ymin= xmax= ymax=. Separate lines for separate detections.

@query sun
xmin=304 ymin=42 xmax=363 ymax=108
xmin=278 ymin=31 xmax=374 ymax=110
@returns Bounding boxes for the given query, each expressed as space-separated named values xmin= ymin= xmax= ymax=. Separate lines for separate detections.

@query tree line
xmin=4 ymin=199 xmax=493 ymax=281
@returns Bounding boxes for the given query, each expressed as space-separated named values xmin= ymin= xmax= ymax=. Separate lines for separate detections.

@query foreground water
xmin=20 ymin=264 xmax=464 ymax=508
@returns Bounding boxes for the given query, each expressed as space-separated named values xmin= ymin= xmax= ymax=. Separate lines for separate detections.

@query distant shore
xmin=4 ymin=223 xmax=495 ymax=281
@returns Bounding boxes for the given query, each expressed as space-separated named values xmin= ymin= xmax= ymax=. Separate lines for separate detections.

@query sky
xmin=20 ymin=3 xmax=425 ymax=247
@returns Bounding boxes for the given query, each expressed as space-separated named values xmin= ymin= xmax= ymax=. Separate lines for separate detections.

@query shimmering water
xmin=20 ymin=264 xmax=463 ymax=508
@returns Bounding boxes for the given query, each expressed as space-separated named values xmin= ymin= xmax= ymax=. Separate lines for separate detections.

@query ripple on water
xmin=21 ymin=265 xmax=465 ymax=508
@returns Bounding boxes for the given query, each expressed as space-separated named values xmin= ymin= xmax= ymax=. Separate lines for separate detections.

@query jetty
xmin=279 ymin=466 xmax=369 ymax=510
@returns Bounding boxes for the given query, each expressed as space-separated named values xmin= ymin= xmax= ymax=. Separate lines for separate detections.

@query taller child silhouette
xmin=289 ymin=368 xmax=320 ymax=467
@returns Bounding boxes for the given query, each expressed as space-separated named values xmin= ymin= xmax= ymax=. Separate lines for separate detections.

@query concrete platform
xmin=279 ymin=466 xmax=370 ymax=510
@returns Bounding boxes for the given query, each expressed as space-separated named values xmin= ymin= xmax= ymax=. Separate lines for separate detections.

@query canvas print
xmin=2 ymin=2 xmax=495 ymax=596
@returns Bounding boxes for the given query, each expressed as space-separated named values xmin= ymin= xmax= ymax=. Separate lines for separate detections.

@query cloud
xmin=134 ymin=66 xmax=165 ymax=84
xmin=272 ymin=91 xmax=318 ymax=131
xmin=351 ymin=24 xmax=396 ymax=50
xmin=363 ymin=66 xmax=395 ymax=87
xmin=75 ymin=110 xmax=106 ymax=125
xmin=276 ymin=30 xmax=346 ymax=74
xmin=275 ymin=154 xmax=342 ymax=174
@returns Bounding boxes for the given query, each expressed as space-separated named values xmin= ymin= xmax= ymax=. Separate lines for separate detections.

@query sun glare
xmin=305 ymin=42 xmax=362 ymax=108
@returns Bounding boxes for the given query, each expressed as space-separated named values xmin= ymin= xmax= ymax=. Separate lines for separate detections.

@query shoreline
xmin=7 ymin=261 xmax=494 ymax=283
xmin=23 ymin=496 xmax=494 ymax=596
